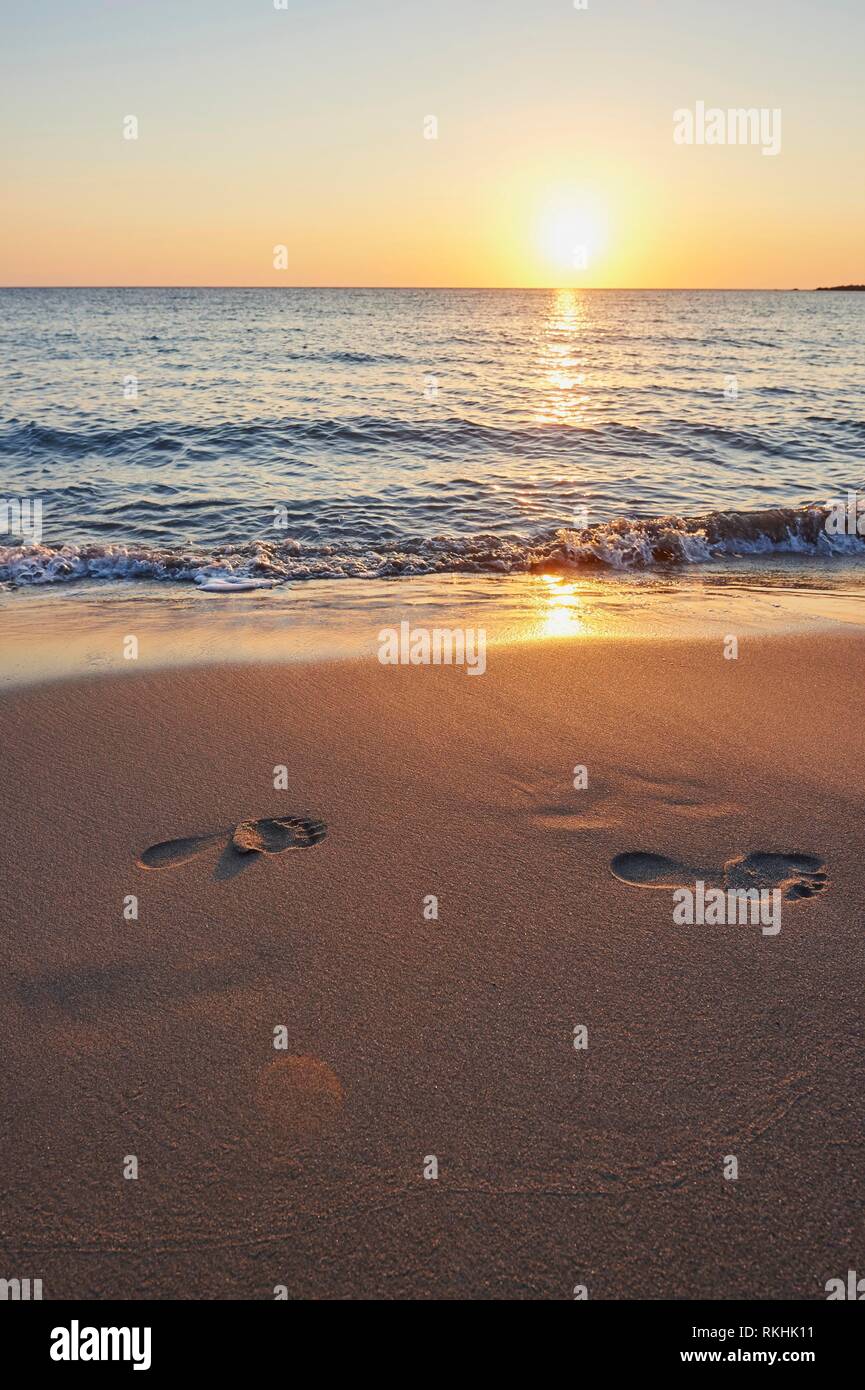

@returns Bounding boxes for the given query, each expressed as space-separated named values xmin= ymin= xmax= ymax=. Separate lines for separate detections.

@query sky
xmin=1 ymin=0 xmax=863 ymax=287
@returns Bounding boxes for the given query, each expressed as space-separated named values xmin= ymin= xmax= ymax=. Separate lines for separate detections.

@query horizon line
xmin=0 ymin=284 xmax=827 ymax=292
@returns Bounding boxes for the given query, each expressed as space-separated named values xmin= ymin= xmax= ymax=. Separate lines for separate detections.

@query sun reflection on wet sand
xmin=3 ymin=571 xmax=865 ymax=688
xmin=537 ymin=574 xmax=587 ymax=638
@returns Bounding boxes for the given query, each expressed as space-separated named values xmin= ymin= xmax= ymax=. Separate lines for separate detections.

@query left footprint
xmin=138 ymin=831 xmax=225 ymax=870
xmin=138 ymin=815 xmax=327 ymax=871
xmin=231 ymin=816 xmax=327 ymax=854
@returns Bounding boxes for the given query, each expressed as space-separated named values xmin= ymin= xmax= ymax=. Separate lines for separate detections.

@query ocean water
xmin=1 ymin=287 xmax=864 ymax=589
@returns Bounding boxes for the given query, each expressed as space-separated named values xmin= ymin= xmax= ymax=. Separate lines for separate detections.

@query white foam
xmin=194 ymin=576 xmax=284 ymax=592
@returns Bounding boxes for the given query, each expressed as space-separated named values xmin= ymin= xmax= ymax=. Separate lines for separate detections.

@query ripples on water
xmin=0 ymin=288 xmax=863 ymax=586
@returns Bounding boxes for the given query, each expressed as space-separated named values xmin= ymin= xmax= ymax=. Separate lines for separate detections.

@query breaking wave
xmin=2 ymin=505 xmax=863 ymax=587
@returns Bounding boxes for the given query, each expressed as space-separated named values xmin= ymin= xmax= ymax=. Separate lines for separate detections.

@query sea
xmin=1 ymin=287 xmax=864 ymax=678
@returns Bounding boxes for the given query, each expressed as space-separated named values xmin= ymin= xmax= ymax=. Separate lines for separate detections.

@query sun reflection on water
xmin=534 ymin=289 xmax=591 ymax=425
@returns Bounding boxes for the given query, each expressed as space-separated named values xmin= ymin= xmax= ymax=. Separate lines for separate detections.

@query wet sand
xmin=0 ymin=632 xmax=863 ymax=1299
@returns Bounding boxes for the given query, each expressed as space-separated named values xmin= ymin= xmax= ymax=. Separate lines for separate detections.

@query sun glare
xmin=537 ymin=194 xmax=608 ymax=277
xmin=538 ymin=575 xmax=585 ymax=638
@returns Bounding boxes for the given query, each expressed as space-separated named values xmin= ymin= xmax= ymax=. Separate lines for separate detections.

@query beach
xmin=3 ymin=0 xmax=864 ymax=1340
xmin=2 ymin=628 xmax=862 ymax=1299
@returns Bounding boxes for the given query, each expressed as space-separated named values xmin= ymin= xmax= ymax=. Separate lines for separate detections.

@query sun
xmin=536 ymin=193 xmax=608 ymax=276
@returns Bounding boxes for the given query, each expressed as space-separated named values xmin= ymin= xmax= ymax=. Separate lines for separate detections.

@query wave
xmin=3 ymin=413 xmax=829 ymax=468
xmin=0 ymin=414 xmax=615 ymax=459
xmin=2 ymin=505 xmax=863 ymax=587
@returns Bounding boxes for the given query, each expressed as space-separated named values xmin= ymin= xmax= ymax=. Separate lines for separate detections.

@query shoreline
xmin=3 ymin=567 xmax=865 ymax=689
xmin=1 ymin=630 xmax=863 ymax=1298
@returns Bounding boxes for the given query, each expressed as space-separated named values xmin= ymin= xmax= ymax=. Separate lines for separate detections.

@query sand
xmin=1 ymin=631 xmax=863 ymax=1300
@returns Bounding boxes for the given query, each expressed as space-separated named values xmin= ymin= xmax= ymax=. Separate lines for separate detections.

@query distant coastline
xmin=816 ymin=284 xmax=865 ymax=291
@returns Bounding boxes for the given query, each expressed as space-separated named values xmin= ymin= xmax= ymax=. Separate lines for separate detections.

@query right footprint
xmin=722 ymin=852 xmax=829 ymax=901
xmin=610 ymin=851 xmax=706 ymax=888
xmin=610 ymin=849 xmax=829 ymax=900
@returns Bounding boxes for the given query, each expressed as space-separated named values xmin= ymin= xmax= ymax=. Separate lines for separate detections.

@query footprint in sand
xmin=138 ymin=815 xmax=327 ymax=872
xmin=724 ymin=851 xmax=828 ymax=900
xmin=610 ymin=851 xmax=703 ymax=888
xmin=529 ymin=773 xmax=739 ymax=835
xmin=230 ymin=817 xmax=325 ymax=854
xmin=610 ymin=849 xmax=829 ymax=900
